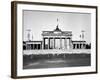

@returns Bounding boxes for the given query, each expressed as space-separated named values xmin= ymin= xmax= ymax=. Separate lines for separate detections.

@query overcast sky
xmin=23 ymin=10 xmax=91 ymax=43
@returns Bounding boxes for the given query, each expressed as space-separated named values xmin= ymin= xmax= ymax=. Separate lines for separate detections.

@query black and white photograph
xmin=11 ymin=1 xmax=97 ymax=78
xmin=23 ymin=10 xmax=91 ymax=69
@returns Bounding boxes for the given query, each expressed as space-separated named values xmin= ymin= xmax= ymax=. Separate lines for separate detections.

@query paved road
xmin=23 ymin=56 xmax=90 ymax=69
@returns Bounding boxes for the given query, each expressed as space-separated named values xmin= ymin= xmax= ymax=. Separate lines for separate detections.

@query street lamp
xmin=26 ymin=29 xmax=31 ymax=41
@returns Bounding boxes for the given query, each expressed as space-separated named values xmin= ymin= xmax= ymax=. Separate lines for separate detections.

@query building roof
xmin=72 ymin=41 xmax=86 ymax=44
xmin=72 ymin=41 xmax=86 ymax=42
xmin=23 ymin=41 xmax=42 ymax=43
xmin=42 ymin=25 xmax=72 ymax=36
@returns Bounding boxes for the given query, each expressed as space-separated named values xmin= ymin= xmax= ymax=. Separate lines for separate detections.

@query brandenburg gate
xmin=42 ymin=25 xmax=72 ymax=50
xmin=23 ymin=19 xmax=87 ymax=50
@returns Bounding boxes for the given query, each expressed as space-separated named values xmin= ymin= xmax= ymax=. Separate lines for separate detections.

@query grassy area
xmin=23 ymin=53 xmax=91 ymax=69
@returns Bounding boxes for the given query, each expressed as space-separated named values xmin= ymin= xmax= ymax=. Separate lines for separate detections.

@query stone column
xmin=28 ymin=44 xmax=31 ymax=50
xmin=52 ymin=38 xmax=54 ymax=49
xmin=49 ymin=38 xmax=50 ymax=49
xmin=60 ymin=37 xmax=62 ymax=49
xmin=81 ymin=44 xmax=83 ymax=49
xmin=75 ymin=44 xmax=77 ymax=49
xmin=69 ymin=38 xmax=71 ymax=49
xmin=80 ymin=43 xmax=82 ymax=49
xmin=67 ymin=38 xmax=70 ymax=49
xmin=37 ymin=44 xmax=38 ymax=49
xmin=64 ymin=39 xmax=66 ymax=49
xmin=43 ymin=38 xmax=45 ymax=49
xmin=52 ymin=38 xmax=53 ymax=49
xmin=54 ymin=38 xmax=55 ymax=49
xmin=79 ymin=43 xmax=80 ymax=49
xmin=79 ymin=43 xmax=81 ymax=49
xmin=33 ymin=44 xmax=34 ymax=49
xmin=81 ymin=44 xmax=82 ymax=49
xmin=42 ymin=40 xmax=43 ymax=49
xmin=64 ymin=38 xmax=67 ymax=49
xmin=40 ymin=44 xmax=41 ymax=49
xmin=48 ymin=37 xmax=49 ymax=49
xmin=84 ymin=44 xmax=86 ymax=49
xmin=79 ymin=44 xmax=81 ymax=49
xmin=26 ymin=44 xmax=27 ymax=50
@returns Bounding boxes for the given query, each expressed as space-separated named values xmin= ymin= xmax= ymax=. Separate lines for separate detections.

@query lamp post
xmin=26 ymin=29 xmax=31 ymax=41
xmin=81 ymin=30 xmax=85 ymax=41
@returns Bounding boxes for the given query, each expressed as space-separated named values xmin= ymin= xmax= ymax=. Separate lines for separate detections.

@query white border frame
xmin=16 ymin=3 xmax=97 ymax=77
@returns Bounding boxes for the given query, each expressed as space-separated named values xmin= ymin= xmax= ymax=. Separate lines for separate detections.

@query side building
xmin=23 ymin=41 xmax=42 ymax=50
